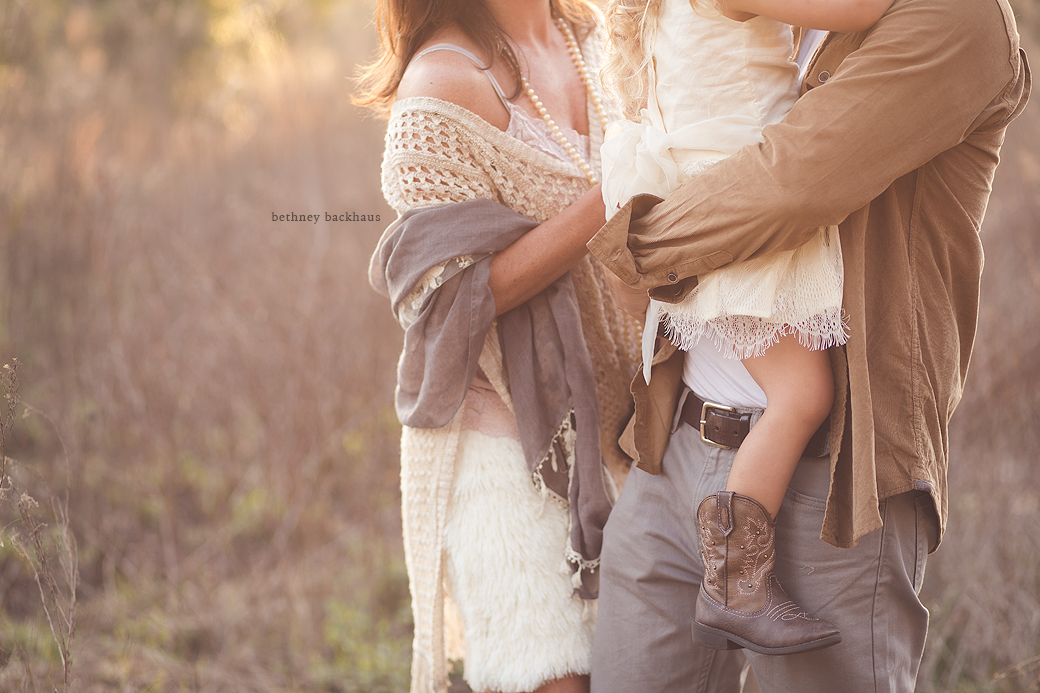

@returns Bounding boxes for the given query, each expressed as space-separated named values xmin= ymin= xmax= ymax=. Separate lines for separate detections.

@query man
xmin=587 ymin=0 xmax=1030 ymax=691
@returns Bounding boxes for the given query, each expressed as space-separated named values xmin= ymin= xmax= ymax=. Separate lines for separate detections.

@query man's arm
xmin=589 ymin=0 xmax=1023 ymax=292
xmin=604 ymin=271 xmax=650 ymax=319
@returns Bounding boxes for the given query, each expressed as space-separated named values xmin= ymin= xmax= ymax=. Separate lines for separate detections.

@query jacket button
xmin=667 ymin=272 xmax=678 ymax=283
xmin=818 ymin=70 xmax=831 ymax=83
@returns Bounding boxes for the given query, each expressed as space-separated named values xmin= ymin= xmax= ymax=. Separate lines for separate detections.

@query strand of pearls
xmin=520 ymin=17 xmax=609 ymax=185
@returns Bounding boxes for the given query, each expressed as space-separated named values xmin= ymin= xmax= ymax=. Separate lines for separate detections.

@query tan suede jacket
xmin=588 ymin=0 xmax=1030 ymax=551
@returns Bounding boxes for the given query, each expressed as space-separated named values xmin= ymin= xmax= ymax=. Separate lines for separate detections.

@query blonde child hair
xmin=601 ymin=0 xmax=720 ymax=120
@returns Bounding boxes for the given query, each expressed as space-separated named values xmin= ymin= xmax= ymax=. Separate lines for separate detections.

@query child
xmin=601 ymin=0 xmax=893 ymax=655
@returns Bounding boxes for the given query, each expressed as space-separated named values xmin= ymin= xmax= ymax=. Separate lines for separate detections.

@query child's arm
xmin=720 ymin=0 xmax=895 ymax=32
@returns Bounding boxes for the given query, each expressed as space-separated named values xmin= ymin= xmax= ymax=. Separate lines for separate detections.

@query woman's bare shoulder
xmin=396 ymin=33 xmax=511 ymax=131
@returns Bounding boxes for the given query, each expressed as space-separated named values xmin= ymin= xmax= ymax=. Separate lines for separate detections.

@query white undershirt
xmin=798 ymin=29 xmax=828 ymax=82
xmin=680 ymin=28 xmax=828 ymax=409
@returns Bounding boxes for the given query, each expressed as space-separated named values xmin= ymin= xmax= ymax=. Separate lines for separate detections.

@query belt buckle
xmin=700 ymin=400 xmax=737 ymax=449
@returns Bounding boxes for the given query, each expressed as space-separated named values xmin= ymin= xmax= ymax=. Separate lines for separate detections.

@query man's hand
xmin=605 ymin=271 xmax=649 ymax=321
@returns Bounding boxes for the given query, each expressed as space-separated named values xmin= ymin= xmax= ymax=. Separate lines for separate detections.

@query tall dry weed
xmin=3 ymin=0 xmax=407 ymax=690
xmin=1 ymin=360 xmax=79 ymax=691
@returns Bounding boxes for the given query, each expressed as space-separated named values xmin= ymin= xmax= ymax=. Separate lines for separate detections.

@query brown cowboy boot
xmin=693 ymin=491 xmax=842 ymax=655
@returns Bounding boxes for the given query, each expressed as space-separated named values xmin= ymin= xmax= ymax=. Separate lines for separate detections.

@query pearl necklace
xmin=519 ymin=17 xmax=609 ymax=185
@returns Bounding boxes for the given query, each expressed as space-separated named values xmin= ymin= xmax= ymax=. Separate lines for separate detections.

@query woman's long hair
xmin=354 ymin=0 xmax=599 ymax=115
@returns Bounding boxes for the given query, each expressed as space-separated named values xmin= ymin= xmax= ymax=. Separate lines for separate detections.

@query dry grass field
xmin=0 ymin=1 xmax=1038 ymax=691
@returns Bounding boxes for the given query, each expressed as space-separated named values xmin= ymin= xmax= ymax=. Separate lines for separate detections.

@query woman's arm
xmin=488 ymin=186 xmax=605 ymax=315
xmin=721 ymin=0 xmax=895 ymax=32
xmin=395 ymin=48 xmax=607 ymax=317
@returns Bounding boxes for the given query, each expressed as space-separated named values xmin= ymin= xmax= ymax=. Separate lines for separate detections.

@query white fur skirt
xmin=443 ymin=428 xmax=595 ymax=692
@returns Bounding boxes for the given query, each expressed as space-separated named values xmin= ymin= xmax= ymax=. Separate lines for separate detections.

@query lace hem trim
xmin=662 ymin=308 xmax=850 ymax=361
xmin=398 ymin=255 xmax=477 ymax=327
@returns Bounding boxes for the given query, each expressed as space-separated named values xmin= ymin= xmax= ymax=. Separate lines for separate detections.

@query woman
xmin=358 ymin=2 xmax=640 ymax=692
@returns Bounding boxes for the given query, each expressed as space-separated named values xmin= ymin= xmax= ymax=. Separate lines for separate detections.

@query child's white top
xmin=602 ymin=0 xmax=846 ymax=380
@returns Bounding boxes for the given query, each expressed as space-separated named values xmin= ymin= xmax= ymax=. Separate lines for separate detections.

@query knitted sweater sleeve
xmin=381 ymin=101 xmax=498 ymax=213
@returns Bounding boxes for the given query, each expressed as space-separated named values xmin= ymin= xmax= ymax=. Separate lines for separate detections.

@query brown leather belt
xmin=679 ymin=392 xmax=830 ymax=458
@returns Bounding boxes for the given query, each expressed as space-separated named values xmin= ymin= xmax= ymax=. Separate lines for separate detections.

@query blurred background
xmin=0 ymin=0 xmax=1037 ymax=691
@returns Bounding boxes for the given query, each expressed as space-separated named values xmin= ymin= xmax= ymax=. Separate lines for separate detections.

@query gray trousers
xmin=591 ymin=394 xmax=938 ymax=693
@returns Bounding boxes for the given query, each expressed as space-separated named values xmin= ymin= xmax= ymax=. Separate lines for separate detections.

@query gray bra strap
xmin=411 ymin=43 xmax=512 ymax=111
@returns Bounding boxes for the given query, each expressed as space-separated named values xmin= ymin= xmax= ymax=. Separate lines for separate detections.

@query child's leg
xmin=728 ymin=334 xmax=834 ymax=517
xmin=694 ymin=335 xmax=840 ymax=655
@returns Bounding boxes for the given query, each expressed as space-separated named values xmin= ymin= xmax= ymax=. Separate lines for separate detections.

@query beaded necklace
xmin=519 ymin=16 xmax=609 ymax=185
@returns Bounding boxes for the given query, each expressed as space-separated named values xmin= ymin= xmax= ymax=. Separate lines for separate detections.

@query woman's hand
xmin=604 ymin=271 xmax=649 ymax=321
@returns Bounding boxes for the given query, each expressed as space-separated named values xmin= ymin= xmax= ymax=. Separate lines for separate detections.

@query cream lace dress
xmin=382 ymin=35 xmax=640 ymax=693
xmin=601 ymin=0 xmax=847 ymax=370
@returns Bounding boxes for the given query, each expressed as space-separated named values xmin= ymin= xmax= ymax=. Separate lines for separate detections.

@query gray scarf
xmin=369 ymin=199 xmax=610 ymax=598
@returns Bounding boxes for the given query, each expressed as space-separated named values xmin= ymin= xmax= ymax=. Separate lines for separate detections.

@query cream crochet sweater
xmin=381 ymin=49 xmax=640 ymax=693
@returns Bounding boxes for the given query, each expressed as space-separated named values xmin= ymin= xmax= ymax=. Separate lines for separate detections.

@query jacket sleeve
xmin=588 ymin=0 xmax=1027 ymax=293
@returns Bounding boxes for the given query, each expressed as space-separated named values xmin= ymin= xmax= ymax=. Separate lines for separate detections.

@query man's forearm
xmin=589 ymin=0 xmax=1020 ymax=292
